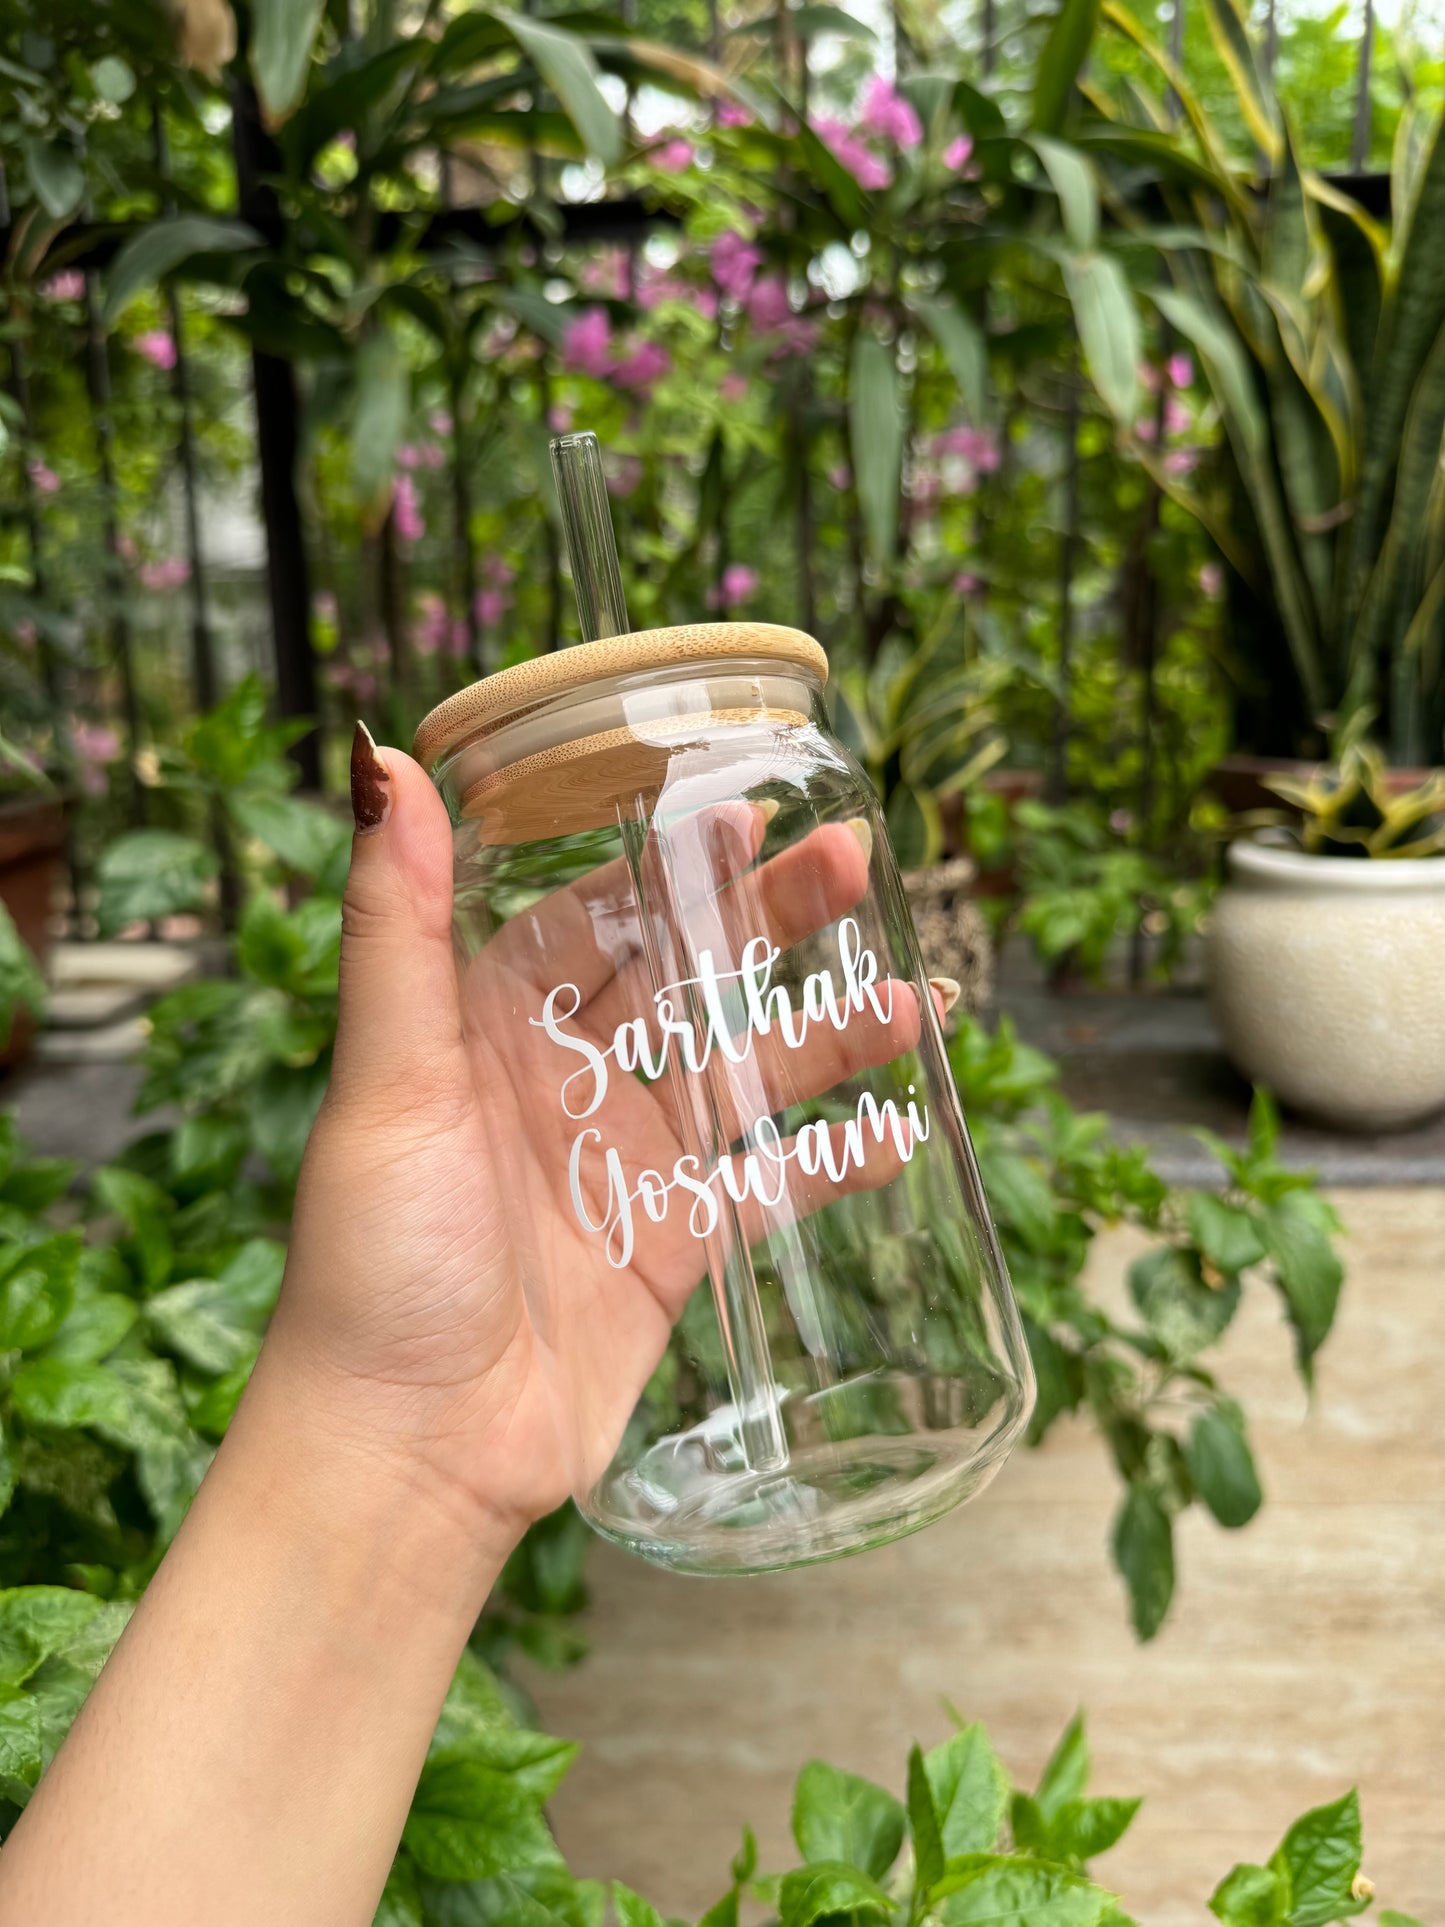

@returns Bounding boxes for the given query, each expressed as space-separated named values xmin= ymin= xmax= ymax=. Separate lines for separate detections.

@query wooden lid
xmin=412 ymin=621 xmax=827 ymax=769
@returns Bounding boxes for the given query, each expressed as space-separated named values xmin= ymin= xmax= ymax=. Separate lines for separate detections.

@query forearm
xmin=0 ymin=1336 xmax=516 ymax=1927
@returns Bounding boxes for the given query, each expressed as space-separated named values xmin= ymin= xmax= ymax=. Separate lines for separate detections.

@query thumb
xmin=329 ymin=722 xmax=463 ymax=1107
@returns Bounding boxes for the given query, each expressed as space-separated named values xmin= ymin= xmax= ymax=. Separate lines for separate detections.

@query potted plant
xmin=1208 ymin=718 xmax=1445 ymax=1128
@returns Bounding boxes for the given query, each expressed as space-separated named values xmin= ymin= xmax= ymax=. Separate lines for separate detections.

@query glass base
xmin=583 ymin=1377 xmax=1024 ymax=1576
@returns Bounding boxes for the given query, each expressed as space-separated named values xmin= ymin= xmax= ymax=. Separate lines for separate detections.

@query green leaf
xmin=10 ymin=1359 xmax=132 ymax=1434
xmin=1269 ymin=1791 xmax=1365 ymax=1927
xmin=777 ymin=1862 xmax=894 ymax=1927
xmin=45 ymin=1291 xmax=138 ymax=1367
xmin=1200 ymin=0 xmax=1278 ymax=155
xmin=246 ymin=1057 xmax=331 ymax=1188
xmin=92 ymin=1167 xmax=173 ymax=1291
xmin=499 ymin=10 xmax=621 ymax=166
xmin=1041 ymin=1797 xmax=1142 ymax=1865
xmin=146 ymin=1242 xmax=283 ymax=1376
xmin=850 ymin=332 xmax=903 ymax=568
xmin=911 ymin=296 xmax=989 ymax=423
xmin=929 ymin=1856 xmax=1111 ymax=1927
xmin=1185 ymin=1196 xmax=1267 ymax=1276
xmin=1036 ymin=1714 xmax=1090 ymax=1821
xmin=373 ymin=1855 xmax=425 ymax=1927
xmin=612 ymin=1885 xmax=666 ymax=1927
xmin=403 ymin=1752 xmax=564 ymax=1882
xmin=1128 ymin=1246 xmax=1241 ymax=1360
xmin=1150 ymin=287 xmax=1266 ymax=460
xmin=352 ymin=332 xmax=411 ymax=516
xmin=908 ymin=1743 xmax=946 ymax=1890
xmin=0 ymin=1237 xmax=79 ymax=1352
xmin=1257 ymin=1194 xmax=1344 ymax=1381
xmin=103 ymin=216 xmax=261 ymax=325
xmin=100 ymin=1358 xmax=211 ymax=1542
xmin=1033 ymin=0 xmax=1101 ymax=135
xmin=1186 ymin=1404 xmax=1262 ymax=1529
xmin=96 ymin=831 xmax=218 ymax=937
xmin=924 ymin=1723 xmax=1010 ymax=1857
xmin=1209 ymin=1864 xmax=1286 ymax=1927
xmin=0 ymin=1423 xmax=14 ymax=1522
xmin=1112 ymin=1485 xmax=1175 ymax=1640
xmin=977 ymin=1149 xmax=1058 ymax=1256
xmin=1379 ymin=1914 xmax=1431 ymax=1927
xmin=792 ymin=1761 xmax=906 ymax=1881
xmin=21 ymin=136 xmax=85 ymax=219
xmin=228 ymin=791 xmax=349 ymax=882
xmin=0 ymin=901 xmax=46 ymax=1050
xmin=90 ymin=55 xmax=136 ymax=103
xmin=1061 ymin=253 xmax=1140 ymax=424
xmin=1029 ymin=136 xmax=1099 ymax=252
xmin=252 ymin=0 xmax=327 ymax=124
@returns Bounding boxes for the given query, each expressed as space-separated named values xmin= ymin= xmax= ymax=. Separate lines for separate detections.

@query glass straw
xmin=550 ymin=428 xmax=789 ymax=1478
xmin=549 ymin=432 xmax=631 ymax=642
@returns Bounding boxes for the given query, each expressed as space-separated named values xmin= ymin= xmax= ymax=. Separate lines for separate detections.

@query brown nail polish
xmin=350 ymin=720 xmax=391 ymax=834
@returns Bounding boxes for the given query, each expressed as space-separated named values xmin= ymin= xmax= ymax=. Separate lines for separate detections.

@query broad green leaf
xmin=612 ymin=1885 xmax=666 ymax=1927
xmin=1034 ymin=0 xmax=1101 ymax=136
xmin=1185 ymin=1196 xmax=1267 ymax=1276
xmin=929 ymin=1855 xmax=1112 ymax=1927
xmin=146 ymin=1243 xmax=281 ymax=1374
xmin=92 ymin=1166 xmax=173 ymax=1292
xmin=100 ymin=1358 xmax=211 ymax=1543
xmin=1112 ymin=1485 xmax=1174 ymax=1640
xmin=403 ymin=1752 xmax=564 ymax=1881
xmin=1036 ymin=1713 xmax=1090 ymax=1821
xmin=252 ymin=0 xmax=327 ymax=124
xmin=96 ymin=831 xmax=218 ymax=937
xmin=1201 ymin=0 xmax=1278 ymax=156
xmin=1186 ymin=1405 xmax=1262 ymax=1529
xmin=0 ymin=1237 xmax=79 ymax=1352
xmin=0 ymin=902 xmax=46 ymax=1050
xmin=1029 ymin=135 xmax=1099 ymax=251
xmin=352 ymin=331 xmax=411 ymax=517
xmin=1379 ymin=1914 xmax=1431 ymax=1927
xmin=0 ymin=1424 xmax=13 ymax=1521
xmin=977 ymin=1148 xmax=1058 ymax=1256
xmin=44 ymin=1290 xmax=137 ymax=1366
xmin=1128 ymin=1246 xmax=1241 ymax=1359
xmin=1043 ymin=1797 xmax=1142 ymax=1864
xmin=911 ymin=296 xmax=989 ymax=423
xmin=777 ymin=1862 xmax=893 ymax=1927
xmin=1150 ymin=287 xmax=1265 ymax=460
xmin=90 ymin=55 xmax=136 ymax=103
xmin=373 ymin=1855 xmax=425 ymax=1927
xmin=246 ymin=1056 xmax=331 ymax=1187
xmin=103 ymin=216 xmax=261 ymax=324
xmin=430 ymin=1648 xmax=519 ymax=1757
xmin=1209 ymin=1863 xmax=1286 ymax=1927
xmin=227 ymin=791 xmax=349 ymax=882
xmin=10 ymin=1359 xmax=132 ymax=1434
xmin=1269 ymin=1791 xmax=1365 ymax=1927
xmin=924 ymin=1723 xmax=1010 ymax=1856
xmin=1061 ymin=254 xmax=1140 ymax=424
xmin=792 ymin=1761 xmax=906 ymax=1880
xmin=236 ymin=893 xmax=341 ymax=999
xmin=21 ymin=136 xmax=85 ymax=219
xmin=850 ymin=333 xmax=903 ymax=568
xmin=500 ymin=10 xmax=621 ymax=166
xmin=908 ymin=1743 xmax=946 ymax=1891
xmin=0 ymin=1589 xmax=101 ymax=1688
xmin=1258 ymin=1193 xmax=1344 ymax=1381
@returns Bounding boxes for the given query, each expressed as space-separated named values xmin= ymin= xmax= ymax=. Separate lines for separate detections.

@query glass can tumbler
xmin=415 ymin=622 xmax=1034 ymax=1574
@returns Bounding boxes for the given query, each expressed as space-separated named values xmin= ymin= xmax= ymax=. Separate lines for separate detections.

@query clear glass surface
xmin=433 ymin=660 xmax=1034 ymax=1574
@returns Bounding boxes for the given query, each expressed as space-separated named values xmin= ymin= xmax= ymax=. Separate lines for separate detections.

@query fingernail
xmin=930 ymin=976 xmax=961 ymax=1016
xmin=351 ymin=720 xmax=391 ymax=834
xmin=845 ymin=817 xmax=873 ymax=867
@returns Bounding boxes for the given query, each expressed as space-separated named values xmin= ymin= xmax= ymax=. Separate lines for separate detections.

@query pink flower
xmin=133 ymin=330 xmax=177 ymax=371
xmin=1164 ymin=449 xmax=1199 ymax=477
xmin=953 ymin=571 xmax=981 ymax=595
xmin=813 ymin=118 xmax=892 ymax=192
xmin=1199 ymin=560 xmax=1224 ymax=599
xmin=1136 ymin=416 xmax=1157 ymax=443
xmin=42 ymin=271 xmax=85 ymax=302
xmin=717 ymin=100 xmax=751 ymax=128
xmin=768 ymin=317 xmax=819 ymax=358
xmin=606 ymin=456 xmax=642 ymax=497
xmin=393 ymin=474 xmax=425 ymax=544
xmin=652 ymin=139 xmax=695 ymax=172
xmin=73 ymin=722 xmax=121 ymax=764
xmin=720 ymin=372 xmax=748 ymax=402
xmin=943 ymin=135 xmax=974 ymax=171
xmin=708 ymin=563 xmax=758 ymax=610
xmin=27 ymin=459 xmax=60 ymax=495
xmin=829 ymin=465 xmax=852 ymax=491
xmin=312 ymin=590 xmax=338 ymax=623
xmin=549 ymin=403 xmax=574 ymax=434
xmin=1164 ymin=395 xmax=1192 ymax=437
xmin=580 ymin=249 xmax=628 ymax=298
xmin=138 ymin=557 xmax=191 ymax=590
xmin=412 ymin=592 xmax=448 ymax=656
xmin=1138 ymin=361 xmax=1161 ymax=394
xmin=861 ymin=77 xmax=922 ymax=150
xmin=745 ymin=276 xmax=793 ymax=332
xmin=711 ymin=231 xmax=764 ymax=301
xmin=475 ymin=588 xmax=509 ymax=626
xmin=933 ymin=425 xmax=1000 ymax=472
xmin=562 ymin=307 xmax=614 ymax=379
xmin=430 ymin=410 xmax=454 ymax=437
xmin=483 ymin=556 xmax=516 ymax=587
xmin=1167 ymin=352 xmax=1195 ymax=390
xmin=397 ymin=444 xmax=422 ymax=470
xmin=613 ymin=340 xmax=671 ymax=394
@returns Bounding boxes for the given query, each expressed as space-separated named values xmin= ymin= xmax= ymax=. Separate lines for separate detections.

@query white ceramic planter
xmin=1207 ymin=839 xmax=1445 ymax=1131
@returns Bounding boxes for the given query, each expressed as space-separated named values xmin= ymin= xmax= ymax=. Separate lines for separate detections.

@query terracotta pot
xmin=1207 ymin=838 xmax=1445 ymax=1130
xmin=0 ymin=794 xmax=66 ymax=1067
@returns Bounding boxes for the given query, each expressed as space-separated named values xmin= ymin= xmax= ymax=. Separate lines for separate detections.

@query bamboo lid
xmin=412 ymin=621 xmax=828 ymax=770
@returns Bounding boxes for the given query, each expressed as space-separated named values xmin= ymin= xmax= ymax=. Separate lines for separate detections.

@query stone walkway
xmin=529 ymin=1190 xmax=1445 ymax=1923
